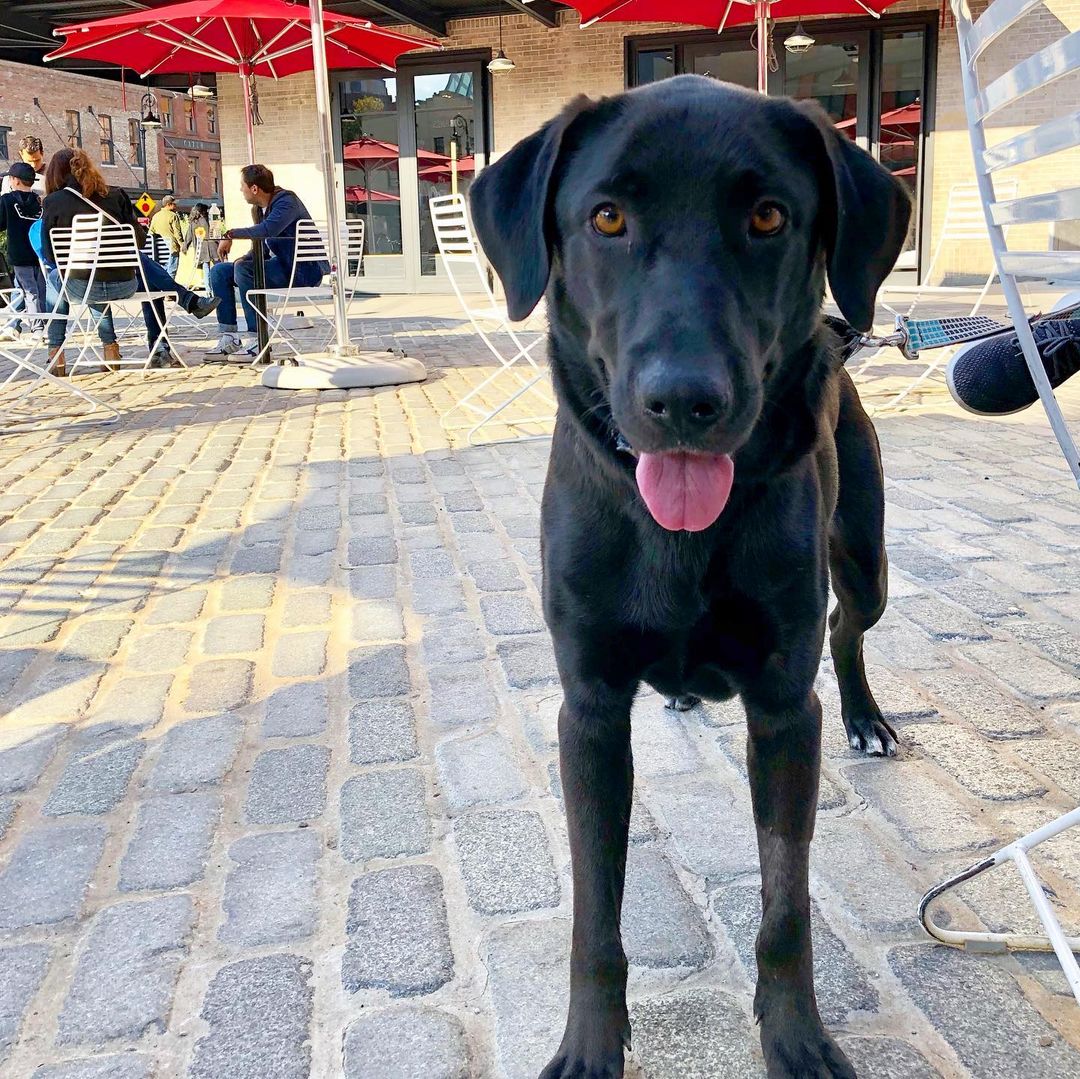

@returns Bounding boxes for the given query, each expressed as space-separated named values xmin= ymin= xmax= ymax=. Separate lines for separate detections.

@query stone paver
xmin=57 ymin=896 xmax=193 ymax=1046
xmin=342 ymin=1009 xmax=470 ymax=1079
xmin=220 ymin=831 xmax=320 ymax=947
xmin=189 ymin=955 xmax=313 ymax=1079
xmin=342 ymin=865 xmax=453 ymax=997
xmin=1 ymin=311 xmax=1078 ymax=1077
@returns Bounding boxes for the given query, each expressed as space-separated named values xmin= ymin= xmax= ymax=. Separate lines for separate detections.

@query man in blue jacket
xmin=209 ymin=163 xmax=330 ymax=357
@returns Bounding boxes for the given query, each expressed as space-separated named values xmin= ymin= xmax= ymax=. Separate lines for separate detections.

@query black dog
xmin=470 ymin=75 xmax=911 ymax=1079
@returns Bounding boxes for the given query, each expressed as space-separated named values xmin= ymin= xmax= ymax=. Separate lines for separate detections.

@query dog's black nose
xmin=637 ymin=367 xmax=730 ymax=436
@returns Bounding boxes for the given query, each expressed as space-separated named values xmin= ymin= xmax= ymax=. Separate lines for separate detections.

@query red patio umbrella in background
xmin=46 ymin=0 xmax=437 ymax=367
xmin=345 ymin=185 xmax=400 ymax=202
xmin=567 ymin=1 xmax=902 ymax=92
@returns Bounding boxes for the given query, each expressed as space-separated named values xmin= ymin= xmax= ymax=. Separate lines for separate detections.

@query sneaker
xmin=946 ymin=318 xmax=1080 ymax=416
xmin=226 ymin=341 xmax=261 ymax=364
xmin=210 ymin=332 xmax=246 ymax=355
xmin=186 ymin=295 xmax=221 ymax=320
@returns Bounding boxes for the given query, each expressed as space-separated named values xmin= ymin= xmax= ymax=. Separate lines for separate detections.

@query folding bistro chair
xmin=920 ymin=0 xmax=1080 ymax=1011
xmin=60 ymin=214 xmax=178 ymax=373
xmin=853 ymin=181 xmax=1020 ymax=412
xmin=245 ymin=219 xmax=365 ymax=365
xmin=0 ymin=283 xmax=120 ymax=432
xmin=951 ymin=0 xmax=1080 ymax=488
xmin=429 ymin=193 xmax=554 ymax=444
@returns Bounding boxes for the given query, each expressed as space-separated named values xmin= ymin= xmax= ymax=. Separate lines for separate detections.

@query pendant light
xmin=488 ymin=16 xmax=516 ymax=74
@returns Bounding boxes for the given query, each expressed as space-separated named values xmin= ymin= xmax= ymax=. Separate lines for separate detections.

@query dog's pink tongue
xmin=635 ymin=452 xmax=735 ymax=532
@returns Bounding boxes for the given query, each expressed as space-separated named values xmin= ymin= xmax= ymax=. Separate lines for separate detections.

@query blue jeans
xmin=8 ymin=265 xmax=46 ymax=332
xmin=166 ymin=251 xmax=180 ymax=278
xmin=48 ymin=276 xmax=138 ymax=348
xmin=210 ymin=256 xmax=290 ymax=334
xmin=137 ymin=254 xmax=198 ymax=351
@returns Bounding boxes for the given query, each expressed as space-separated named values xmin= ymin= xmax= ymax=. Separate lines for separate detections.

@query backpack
xmin=28 ymin=217 xmax=49 ymax=266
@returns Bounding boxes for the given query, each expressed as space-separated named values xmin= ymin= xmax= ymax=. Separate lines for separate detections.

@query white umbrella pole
xmin=755 ymin=1 xmax=769 ymax=94
xmin=308 ymin=0 xmax=352 ymax=354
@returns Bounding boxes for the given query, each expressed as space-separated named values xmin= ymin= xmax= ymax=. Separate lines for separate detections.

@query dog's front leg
xmin=540 ymin=682 xmax=635 ymax=1079
xmin=745 ymin=685 xmax=856 ymax=1079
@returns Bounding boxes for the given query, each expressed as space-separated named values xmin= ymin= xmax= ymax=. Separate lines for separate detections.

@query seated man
xmin=209 ymin=164 xmax=329 ymax=357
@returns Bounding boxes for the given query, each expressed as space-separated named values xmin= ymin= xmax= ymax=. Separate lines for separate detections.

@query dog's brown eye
xmin=592 ymin=205 xmax=626 ymax=237
xmin=750 ymin=203 xmax=786 ymax=237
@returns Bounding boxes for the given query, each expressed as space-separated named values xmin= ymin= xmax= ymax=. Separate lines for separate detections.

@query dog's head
xmin=470 ymin=76 xmax=910 ymax=531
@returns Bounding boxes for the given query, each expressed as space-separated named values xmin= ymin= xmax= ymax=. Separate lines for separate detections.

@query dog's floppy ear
xmin=469 ymin=96 xmax=594 ymax=322
xmin=798 ymin=101 xmax=912 ymax=333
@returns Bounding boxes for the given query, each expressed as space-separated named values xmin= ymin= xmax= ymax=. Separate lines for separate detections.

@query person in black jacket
xmin=0 ymin=162 xmax=45 ymax=341
xmin=41 ymin=149 xmax=218 ymax=373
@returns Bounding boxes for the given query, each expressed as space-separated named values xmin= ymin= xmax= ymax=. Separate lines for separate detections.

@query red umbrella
xmin=46 ymin=0 xmax=437 ymax=162
xmin=418 ymin=155 xmax=476 ymax=182
xmin=345 ymin=185 xmax=400 ymax=202
xmin=342 ymin=137 xmax=448 ymax=168
xmin=45 ymin=0 xmax=437 ymax=361
xmin=567 ymin=1 xmax=902 ymax=92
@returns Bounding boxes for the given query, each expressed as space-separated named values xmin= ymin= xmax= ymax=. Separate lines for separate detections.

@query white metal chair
xmin=951 ymin=0 xmax=1080 ymax=488
xmin=854 ymin=181 xmax=1021 ymax=412
xmin=59 ymin=214 xmax=178 ymax=374
xmin=920 ymin=0 xmax=1080 ymax=1011
xmin=0 ymin=284 xmax=120 ymax=432
xmin=245 ymin=219 xmax=367 ymax=365
xmin=430 ymin=193 xmax=555 ymax=444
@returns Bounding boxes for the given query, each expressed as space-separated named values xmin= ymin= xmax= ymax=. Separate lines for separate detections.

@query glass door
xmin=877 ymin=29 xmax=926 ymax=270
xmin=335 ymin=60 xmax=487 ymax=294
xmin=782 ymin=33 xmax=871 ymax=146
xmin=338 ymin=75 xmax=404 ymax=290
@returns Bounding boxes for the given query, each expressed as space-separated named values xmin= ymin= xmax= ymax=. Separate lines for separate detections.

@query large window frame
xmin=625 ymin=13 xmax=937 ymax=277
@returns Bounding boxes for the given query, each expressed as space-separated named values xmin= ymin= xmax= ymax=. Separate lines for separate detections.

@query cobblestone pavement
xmin=1 ymin=301 xmax=1079 ymax=1079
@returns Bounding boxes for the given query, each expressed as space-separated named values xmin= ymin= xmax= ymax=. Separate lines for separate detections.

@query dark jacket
xmin=41 ymin=178 xmax=146 ymax=281
xmin=229 ymin=188 xmax=329 ymax=285
xmin=0 ymin=189 xmax=42 ymax=267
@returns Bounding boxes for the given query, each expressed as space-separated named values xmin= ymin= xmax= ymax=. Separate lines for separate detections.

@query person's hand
xmin=218 ymin=237 xmax=233 ymax=259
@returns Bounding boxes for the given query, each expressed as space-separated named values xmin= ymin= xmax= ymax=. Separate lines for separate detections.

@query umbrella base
xmin=260 ymin=350 xmax=428 ymax=390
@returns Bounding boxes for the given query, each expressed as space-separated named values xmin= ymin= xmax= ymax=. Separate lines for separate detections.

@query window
xmin=210 ymin=158 xmax=220 ymax=195
xmin=160 ymin=97 xmax=173 ymax=130
xmin=184 ymin=100 xmax=196 ymax=133
xmin=166 ymin=155 xmax=177 ymax=190
xmin=66 ymin=110 xmax=82 ymax=149
xmin=0 ymin=126 xmax=11 ymax=160
xmin=206 ymin=107 xmax=216 ymax=134
xmin=98 ymin=115 xmax=114 ymax=165
xmin=129 ymin=118 xmax=144 ymax=166
xmin=189 ymin=156 xmax=200 ymax=193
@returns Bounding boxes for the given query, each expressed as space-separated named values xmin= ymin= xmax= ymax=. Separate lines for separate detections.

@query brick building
xmin=154 ymin=90 xmax=223 ymax=209
xmin=0 ymin=58 xmax=162 ymax=198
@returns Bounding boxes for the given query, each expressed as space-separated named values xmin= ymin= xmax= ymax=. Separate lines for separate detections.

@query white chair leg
xmin=920 ymin=806 xmax=1080 ymax=1007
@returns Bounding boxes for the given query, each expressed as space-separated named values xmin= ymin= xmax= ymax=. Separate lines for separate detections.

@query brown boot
xmin=103 ymin=342 xmax=121 ymax=372
xmin=49 ymin=347 xmax=66 ymax=378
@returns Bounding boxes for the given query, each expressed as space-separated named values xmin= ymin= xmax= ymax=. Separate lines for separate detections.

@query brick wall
xmin=0 ymin=58 xmax=160 ymax=193
xmin=155 ymin=92 xmax=223 ymax=202
xmin=212 ymin=2 xmax=1080 ymax=282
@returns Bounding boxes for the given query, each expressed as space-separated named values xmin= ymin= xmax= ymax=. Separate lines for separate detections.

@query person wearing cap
xmin=1 ymin=136 xmax=47 ymax=196
xmin=149 ymin=194 xmax=184 ymax=277
xmin=0 ymin=161 xmax=46 ymax=342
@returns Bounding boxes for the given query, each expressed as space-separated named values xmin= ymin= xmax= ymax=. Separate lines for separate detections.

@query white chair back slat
xmin=967 ymin=0 xmax=1043 ymax=63
xmin=429 ymin=193 xmax=497 ymax=307
xmin=989 ymin=187 xmax=1080 ymax=228
xmin=983 ymin=113 xmax=1080 ymax=173
xmin=976 ymin=30 xmax=1080 ymax=121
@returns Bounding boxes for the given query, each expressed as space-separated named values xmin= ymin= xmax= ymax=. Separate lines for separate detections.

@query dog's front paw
xmin=761 ymin=1022 xmax=856 ymax=1079
xmin=539 ymin=1013 xmax=630 ymax=1079
xmin=665 ymin=694 xmax=701 ymax=712
xmin=842 ymin=703 xmax=898 ymax=757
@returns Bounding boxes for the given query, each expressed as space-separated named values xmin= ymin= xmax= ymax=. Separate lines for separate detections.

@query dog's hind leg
xmin=827 ymin=373 xmax=897 ymax=756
